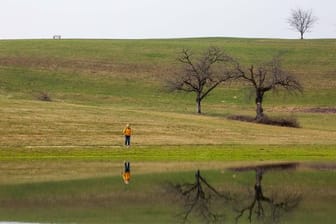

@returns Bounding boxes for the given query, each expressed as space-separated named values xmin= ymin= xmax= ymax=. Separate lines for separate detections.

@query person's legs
xmin=124 ymin=136 xmax=129 ymax=146
xmin=124 ymin=161 xmax=130 ymax=172
xmin=125 ymin=136 xmax=131 ymax=146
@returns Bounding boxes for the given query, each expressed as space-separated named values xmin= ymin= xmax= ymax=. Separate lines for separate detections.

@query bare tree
xmin=288 ymin=8 xmax=317 ymax=39
xmin=167 ymin=47 xmax=236 ymax=114
xmin=235 ymin=56 xmax=303 ymax=120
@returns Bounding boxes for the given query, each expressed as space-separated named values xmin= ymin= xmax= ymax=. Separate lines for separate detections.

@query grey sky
xmin=1 ymin=0 xmax=335 ymax=39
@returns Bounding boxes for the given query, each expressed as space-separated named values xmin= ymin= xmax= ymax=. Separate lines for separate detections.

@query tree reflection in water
xmin=171 ymin=163 xmax=302 ymax=224
xmin=172 ymin=170 xmax=231 ymax=223
xmin=233 ymin=164 xmax=302 ymax=224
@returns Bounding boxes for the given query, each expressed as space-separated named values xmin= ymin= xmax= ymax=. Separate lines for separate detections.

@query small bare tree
xmin=235 ymin=56 xmax=303 ymax=120
xmin=288 ymin=8 xmax=317 ymax=39
xmin=167 ymin=47 xmax=236 ymax=114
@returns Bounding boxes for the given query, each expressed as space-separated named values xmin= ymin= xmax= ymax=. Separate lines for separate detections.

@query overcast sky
xmin=1 ymin=0 xmax=335 ymax=39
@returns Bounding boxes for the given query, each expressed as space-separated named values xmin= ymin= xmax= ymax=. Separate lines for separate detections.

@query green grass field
xmin=0 ymin=38 xmax=335 ymax=223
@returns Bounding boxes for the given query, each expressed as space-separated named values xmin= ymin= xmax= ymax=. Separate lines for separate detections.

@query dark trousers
xmin=124 ymin=161 xmax=130 ymax=172
xmin=125 ymin=135 xmax=131 ymax=146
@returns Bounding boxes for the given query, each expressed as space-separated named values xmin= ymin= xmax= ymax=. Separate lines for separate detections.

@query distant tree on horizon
xmin=288 ymin=8 xmax=317 ymax=39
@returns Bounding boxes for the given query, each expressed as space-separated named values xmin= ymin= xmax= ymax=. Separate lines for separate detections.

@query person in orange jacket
xmin=122 ymin=161 xmax=131 ymax=184
xmin=123 ymin=123 xmax=132 ymax=147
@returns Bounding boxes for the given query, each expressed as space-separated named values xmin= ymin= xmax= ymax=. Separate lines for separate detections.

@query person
xmin=122 ymin=161 xmax=131 ymax=184
xmin=123 ymin=123 xmax=132 ymax=147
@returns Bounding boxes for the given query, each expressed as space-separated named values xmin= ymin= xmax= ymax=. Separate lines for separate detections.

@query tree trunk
xmin=255 ymin=90 xmax=264 ymax=120
xmin=256 ymin=102 xmax=264 ymax=120
xmin=255 ymin=168 xmax=263 ymax=200
xmin=300 ymin=32 xmax=304 ymax=40
xmin=196 ymin=96 xmax=202 ymax=114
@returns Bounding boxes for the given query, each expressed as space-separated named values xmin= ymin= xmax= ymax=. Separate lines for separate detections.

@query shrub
xmin=36 ymin=91 xmax=52 ymax=102
xmin=228 ymin=114 xmax=300 ymax=128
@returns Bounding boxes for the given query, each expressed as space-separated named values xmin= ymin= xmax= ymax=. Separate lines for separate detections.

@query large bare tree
xmin=235 ymin=56 xmax=303 ymax=120
xmin=288 ymin=8 xmax=317 ymax=39
xmin=167 ymin=47 xmax=236 ymax=114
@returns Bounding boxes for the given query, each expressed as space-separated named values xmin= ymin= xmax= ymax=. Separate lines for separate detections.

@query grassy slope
xmin=1 ymin=38 xmax=335 ymax=148
xmin=0 ymin=38 xmax=335 ymax=223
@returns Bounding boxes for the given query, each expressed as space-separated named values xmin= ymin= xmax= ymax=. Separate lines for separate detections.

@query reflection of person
xmin=123 ymin=124 xmax=132 ymax=147
xmin=122 ymin=161 xmax=131 ymax=184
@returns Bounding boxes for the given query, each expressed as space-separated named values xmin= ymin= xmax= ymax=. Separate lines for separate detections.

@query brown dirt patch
xmin=268 ymin=106 xmax=336 ymax=114
xmin=0 ymin=56 xmax=158 ymax=77
xmin=301 ymin=107 xmax=336 ymax=114
xmin=304 ymin=162 xmax=336 ymax=171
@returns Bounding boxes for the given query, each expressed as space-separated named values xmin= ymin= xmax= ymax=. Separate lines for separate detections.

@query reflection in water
xmin=234 ymin=166 xmax=302 ymax=224
xmin=171 ymin=170 xmax=231 ymax=223
xmin=172 ymin=163 xmax=302 ymax=224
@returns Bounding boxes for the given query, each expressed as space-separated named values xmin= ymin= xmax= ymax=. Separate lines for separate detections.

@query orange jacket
xmin=122 ymin=172 xmax=131 ymax=184
xmin=123 ymin=127 xmax=132 ymax=136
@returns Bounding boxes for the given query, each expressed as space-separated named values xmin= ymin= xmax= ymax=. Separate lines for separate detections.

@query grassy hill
xmin=1 ymin=38 xmax=335 ymax=105
xmin=0 ymin=38 xmax=335 ymax=223
xmin=0 ymin=38 xmax=335 ymax=148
